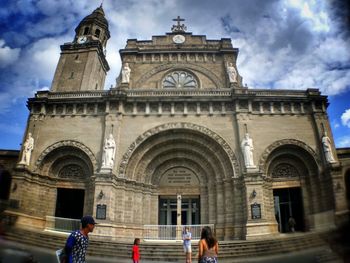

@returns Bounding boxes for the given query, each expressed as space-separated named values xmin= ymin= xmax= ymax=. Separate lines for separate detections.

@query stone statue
xmin=19 ymin=133 xmax=34 ymax=166
xmin=241 ymin=133 xmax=255 ymax=168
xmin=322 ymin=133 xmax=336 ymax=163
xmin=102 ymin=133 xmax=116 ymax=169
xmin=121 ymin=63 xmax=131 ymax=83
xmin=226 ymin=62 xmax=237 ymax=83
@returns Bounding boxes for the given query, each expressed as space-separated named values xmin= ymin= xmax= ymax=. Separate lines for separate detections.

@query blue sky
xmin=0 ymin=0 xmax=349 ymax=150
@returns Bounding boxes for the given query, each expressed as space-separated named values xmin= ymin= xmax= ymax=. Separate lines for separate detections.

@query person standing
xmin=288 ymin=216 xmax=296 ymax=232
xmin=62 ymin=215 xmax=96 ymax=263
xmin=198 ymin=226 xmax=218 ymax=263
xmin=182 ymin=227 xmax=192 ymax=263
xmin=132 ymin=238 xmax=140 ymax=263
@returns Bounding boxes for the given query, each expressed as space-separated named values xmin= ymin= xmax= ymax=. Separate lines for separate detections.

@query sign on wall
xmin=251 ymin=203 xmax=261 ymax=219
xmin=96 ymin=204 xmax=107 ymax=220
xmin=159 ymin=167 xmax=200 ymax=186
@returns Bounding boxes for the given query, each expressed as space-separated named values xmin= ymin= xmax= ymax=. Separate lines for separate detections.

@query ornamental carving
xmin=272 ymin=163 xmax=299 ymax=178
xmin=35 ymin=140 xmax=97 ymax=171
xmin=118 ymin=122 xmax=240 ymax=178
xmin=258 ymin=139 xmax=321 ymax=173
xmin=58 ymin=164 xmax=85 ymax=178
xmin=163 ymin=71 xmax=198 ymax=89
xmin=135 ymin=63 xmax=223 ymax=88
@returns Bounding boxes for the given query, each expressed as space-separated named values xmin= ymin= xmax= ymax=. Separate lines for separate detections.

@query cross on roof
xmin=171 ymin=16 xmax=187 ymax=33
xmin=173 ymin=16 xmax=185 ymax=27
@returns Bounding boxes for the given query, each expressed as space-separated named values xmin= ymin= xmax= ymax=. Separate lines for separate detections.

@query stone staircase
xmin=3 ymin=228 xmax=340 ymax=262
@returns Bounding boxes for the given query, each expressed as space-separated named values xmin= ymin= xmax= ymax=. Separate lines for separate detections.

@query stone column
xmin=176 ymin=194 xmax=182 ymax=239
xmin=200 ymin=185 xmax=209 ymax=223
xmin=208 ymin=182 xmax=216 ymax=224
xmin=224 ymin=179 xmax=234 ymax=240
xmin=244 ymin=172 xmax=278 ymax=239
xmin=215 ymin=181 xmax=225 ymax=239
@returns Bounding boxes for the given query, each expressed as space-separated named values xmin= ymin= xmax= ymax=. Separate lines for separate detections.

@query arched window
xmin=163 ymin=71 xmax=198 ymax=89
xmin=94 ymin=29 xmax=101 ymax=38
xmin=83 ymin=27 xmax=89 ymax=35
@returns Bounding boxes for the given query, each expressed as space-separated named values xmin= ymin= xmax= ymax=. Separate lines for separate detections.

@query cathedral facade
xmin=7 ymin=7 xmax=350 ymax=240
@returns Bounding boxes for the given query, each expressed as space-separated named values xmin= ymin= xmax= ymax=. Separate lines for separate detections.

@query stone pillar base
xmin=99 ymin=167 xmax=113 ymax=173
xmin=245 ymin=221 xmax=278 ymax=240
xmin=310 ymin=210 xmax=336 ymax=231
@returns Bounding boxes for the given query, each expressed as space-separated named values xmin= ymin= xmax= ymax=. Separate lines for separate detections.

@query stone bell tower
xmin=51 ymin=5 xmax=110 ymax=92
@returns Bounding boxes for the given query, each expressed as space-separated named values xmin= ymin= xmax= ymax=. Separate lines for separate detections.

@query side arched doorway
xmin=345 ymin=169 xmax=350 ymax=210
xmin=121 ymin=123 xmax=241 ymax=240
xmin=38 ymin=143 xmax=95 ymax=220
xmin=0 ymin=166 xmax=11 ymax=201
xmin=264 ymin=142 xmax=320 ymax=233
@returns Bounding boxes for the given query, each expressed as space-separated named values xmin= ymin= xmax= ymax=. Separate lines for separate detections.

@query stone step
xmin=4 ymin=228 xmax=330 ymax=261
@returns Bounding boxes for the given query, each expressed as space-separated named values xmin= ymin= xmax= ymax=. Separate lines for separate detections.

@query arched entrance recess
xmin=345 ymin=169 xmax=350 ymax=210
xmin=37 ymin=141 xmax=95 ymax=221
xmin=0 ymin=166 xmax=11 ymax=201
xmin=121 ymin=122 xmax=241 ymax=240
xmin=262 ymin=140 xmax=331 ymax=233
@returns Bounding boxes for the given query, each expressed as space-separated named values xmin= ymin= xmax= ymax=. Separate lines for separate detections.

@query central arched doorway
xmin=158 ymin=166 xmax=200 ymax=225
xmin=121 ymin=123 xmax=241 ymax=240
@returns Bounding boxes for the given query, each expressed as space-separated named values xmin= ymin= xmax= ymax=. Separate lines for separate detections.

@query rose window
xmin=163 ymin=71 xmax=197 ymax=89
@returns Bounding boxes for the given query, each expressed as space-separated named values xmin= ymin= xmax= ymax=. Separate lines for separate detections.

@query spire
xmin=74 ymin=5 xmax=110 ymax=47
xmin=76 ymin=6 xmax=109 ymax=32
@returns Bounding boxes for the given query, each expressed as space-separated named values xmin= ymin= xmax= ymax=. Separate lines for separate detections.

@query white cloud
xmin=341 ymin=109 xmax=350 ymax=128
xmin=0 ymin=39 xmax=21 ymax=68
xmin=0 ymin=0 xmax=349 ymax=111
xmin=337 ymin=136 xmax=350 ymax=148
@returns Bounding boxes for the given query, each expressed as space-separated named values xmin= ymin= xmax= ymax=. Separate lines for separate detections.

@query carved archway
xmin=118 ymin=122 xmax=239 ymax=179
xmin=35 ymin=140 xmax=97 ymax=174
xmin=135 ymin=63 xmax=223 ymax=88
xmin=259 ymin=139 xmax=321 ymax=174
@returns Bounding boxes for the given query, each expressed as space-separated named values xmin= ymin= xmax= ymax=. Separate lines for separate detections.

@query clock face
xmin=172 ymin=34 xmax=185 ymax=44
xmin=77 ymin=36 xmax=87 ymax=44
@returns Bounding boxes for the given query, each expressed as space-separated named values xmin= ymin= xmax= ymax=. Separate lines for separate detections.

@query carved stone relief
xmin=258 ymin=139 xmax=321 ymax=173
xmin=135 ymin=63 xmax=223 ymax=88
xmin=58 ymin=164 xmax=85 ymax=178
xmin=118 ymin=122 xmax=240 ymax=178
xmin=272 ymin=163 xmax=299 ymax=178
xmin=35 ymin=140 xmax=97 ymax=172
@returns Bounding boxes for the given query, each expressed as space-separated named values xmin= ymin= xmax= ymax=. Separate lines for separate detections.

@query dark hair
xmin=134 ymin=238 xmax=140 ymax=245
xmin=81 ymin=215 xmax=96 ymax=228
xmin=200 ymin=226 xmax=217 ymax=249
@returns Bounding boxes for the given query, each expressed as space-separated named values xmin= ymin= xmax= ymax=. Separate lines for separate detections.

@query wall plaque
xmin=251 ymin=203 xmax=261 ymax=219
xmin=96 ymin=204 xmax=106 ymax=220
xmin=159 ymin=167 xmax=199 ymax=186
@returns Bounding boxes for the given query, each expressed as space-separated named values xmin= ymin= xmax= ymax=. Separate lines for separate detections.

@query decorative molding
xmin=58 ymin=164 xmax=85 ymax=178
xmin=272 ymin=163 xmax=299 ymax=178
xmin=135 ymin=63 xmax=223 ymax=88
xmin=118 ymin=122 xmax=240 ymax=178
xmin=258 ymin=139 xmax=321 ymax=173
xmin=35 ymin=140 xmax=98 ymax=171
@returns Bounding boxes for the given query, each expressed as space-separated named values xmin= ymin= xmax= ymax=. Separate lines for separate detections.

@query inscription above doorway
xmin=159 ymin=167 xmax=199 ymax=187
